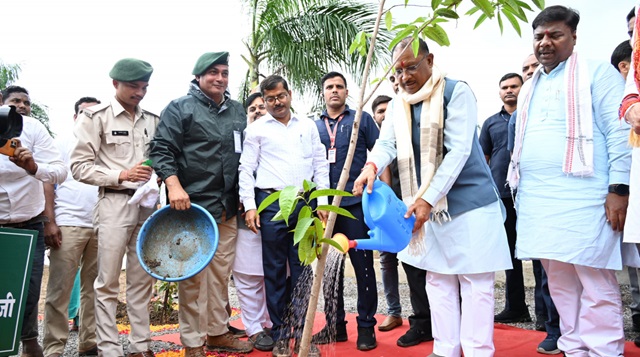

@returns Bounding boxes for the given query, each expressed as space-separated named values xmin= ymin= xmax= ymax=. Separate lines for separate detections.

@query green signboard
xmin=0 ymin=228 xmax=37 ymax=357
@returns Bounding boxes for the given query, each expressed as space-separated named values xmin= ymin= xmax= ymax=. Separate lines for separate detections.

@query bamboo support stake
xmin=297 ymin=1 xmax=386 ymax=356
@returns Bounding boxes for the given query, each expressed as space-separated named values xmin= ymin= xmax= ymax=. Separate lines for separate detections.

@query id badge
xmin=328 ymin=148 xmax=337 ymax=163
xmin=234 ymin=130 xmax=242 ymax=153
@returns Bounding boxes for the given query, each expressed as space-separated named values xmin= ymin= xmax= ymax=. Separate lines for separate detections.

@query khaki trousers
xmin=95 ymin=192 xmax=154 ymax=357
xmin=43 ymin=226 xmax=99 ymax=355
xmin=179 ymin=215 xmax=237 ymax=347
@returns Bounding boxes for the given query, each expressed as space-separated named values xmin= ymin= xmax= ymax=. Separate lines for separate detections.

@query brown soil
xmin=40 ymin=266 xmax=179 ymax=326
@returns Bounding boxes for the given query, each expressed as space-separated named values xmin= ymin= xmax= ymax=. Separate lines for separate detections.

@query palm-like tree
xmin=240 ymin=0 xmax=392 ymax=104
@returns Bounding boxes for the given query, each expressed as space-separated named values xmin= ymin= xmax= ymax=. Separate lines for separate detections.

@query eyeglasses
xmin=394 ymin=55 xmax=427 ymax=77
xmin=264 ymin=93 xmax=288 ymax=104
xmin=248 ymin=104 xmax=266 ymax=113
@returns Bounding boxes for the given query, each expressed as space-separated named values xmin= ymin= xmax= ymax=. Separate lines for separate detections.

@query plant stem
xmin=297 ymin=0 xmax=386 ymax=355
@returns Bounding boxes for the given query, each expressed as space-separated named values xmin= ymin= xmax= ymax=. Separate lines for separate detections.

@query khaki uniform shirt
xmin=71 ymin=99 xmax=159 ymax=190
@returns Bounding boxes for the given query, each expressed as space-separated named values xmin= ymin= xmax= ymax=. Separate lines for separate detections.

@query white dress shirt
xmin=0 ymin=115 xmax=67 ymax=224
xmin=53 ymin=136 xmax=98 ymax=228
xmin=239 ymin=113 xmax=329 ymax=211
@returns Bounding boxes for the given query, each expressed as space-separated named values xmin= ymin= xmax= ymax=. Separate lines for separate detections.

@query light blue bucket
xmin=137 ymin=203 xmax=219 ymax=282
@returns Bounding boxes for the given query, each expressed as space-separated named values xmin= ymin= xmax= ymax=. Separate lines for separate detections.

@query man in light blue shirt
xmin=510 ymin=6 xmax=631 ymax=356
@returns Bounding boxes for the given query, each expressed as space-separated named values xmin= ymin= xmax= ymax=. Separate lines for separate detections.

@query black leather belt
xmin=104 ymin=188 xmax=136 ymax=196
xmin=260 ymin=188 xmax=278 ymax=194
xmin=0 ymin=215 xmax=48 ymax=228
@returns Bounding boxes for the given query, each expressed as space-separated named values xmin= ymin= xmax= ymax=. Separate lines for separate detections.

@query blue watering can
xmin=332 ymin=180 xmax=415 ymax=253
xmin=137 ymin=203 xmax=219 ymax=282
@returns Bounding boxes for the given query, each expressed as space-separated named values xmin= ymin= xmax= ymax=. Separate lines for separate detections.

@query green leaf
xmin=497 ymin=11 xmax=504 ymax=34
xmin=298 ymin=232 xmax=312 ymax=264
xmin=257 ymin=191 xmax=280 ymax=215
xmin=316 ymin=205 xmax=357 ymax=219
xmin=501 ymin=7 xmax=522 ymax=36
xmin=471 ymin=0 xmax=495 ymax=17
xmin=411 ymin=33 xmax=420 ymax=57
xmin=514 ymin=0 xmax=533 ymax=11
xmin=314 ymin=217 xmax=324 ymax=240
xmin=298 ymin=205 xmax=313 ymax=222
xmin=531 ymin=0 xmax=544 ymax=10
xmin=465 ymin=6 xmax=480 ymax=16
xmin=431 ymin=0 xmax=442 ymax=10
xmin=348 ymin=38 xmax=360 ymax=55
xmin=502 ymin=0 xmax=527 ymax=21
xmin=385 ymin=11 xmax=393 ymax=31
xmin=271 ymin=210 xmax=284 ymax=221
xmin=319 ymin=238 xmax=347 ymax=253
xmin=303 ymin=179 xmax=311 ymax=193
xmin=293 ymin=217 xmax=315 ymax=245
xmin=434 ymin=8 xmax=459 ymax=19
xmin=422 ymin=24 xmax=450 ymax=46
xmin=389 ymin=26 xmax=416 ymax=50
xmin=473 ymin=13 xmax=488 ymax=29
xmin=278 ymin=186 xmax=299 ymax=226
xmin=309 ymin=188 xmax=353 ymax=200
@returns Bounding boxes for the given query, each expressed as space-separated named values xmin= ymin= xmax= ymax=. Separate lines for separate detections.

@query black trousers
xmin=502 ymin=197 xmax=527 ymax=313
xmin=322 ymin=202 xmax=378 ymax=328
xmin=402 ymin=262 xmax=432 ymax=332
xmin=257 ymin=189 xmax=312 ymax=341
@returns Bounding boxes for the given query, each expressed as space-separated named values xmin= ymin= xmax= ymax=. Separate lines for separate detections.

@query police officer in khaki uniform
xmin=71 ymin=58 xmax=159 ymax=357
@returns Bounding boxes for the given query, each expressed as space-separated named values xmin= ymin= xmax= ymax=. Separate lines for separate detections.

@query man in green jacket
xmin=149 ymin=51 xmax=252 ymax=357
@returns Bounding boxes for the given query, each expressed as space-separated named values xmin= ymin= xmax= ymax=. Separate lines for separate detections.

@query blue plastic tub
xmin=136 ymin=203 xmax=219 ymax=282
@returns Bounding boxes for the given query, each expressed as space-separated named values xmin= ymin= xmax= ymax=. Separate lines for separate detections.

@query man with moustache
xmin=0 ymin=90 xmax=67 ymax=357
xmin=150 ymin=52 xmax=253 ymax=356
xmin=239 ymin=75 xmax=329 ymax=357
xmin=354 ymin=37 xmax=511 ymax=357
xmin=230 ymin=91 xmax=274 ymax=352
xmin=72 ymin=58 xmax=159 ymax=357
xmin=43 ymin=97 xmax=101 ymax=357
xmin=521 ymin=54 xmax=539 ymax=81
xmin=509 ymin=6 xmax=631 ymax=355
xmin=311 ymin=71 xmax=379 ymax=351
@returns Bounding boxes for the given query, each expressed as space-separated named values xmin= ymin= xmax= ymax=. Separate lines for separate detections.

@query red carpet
xmin=153 ymin=313 xmax=640 ymax=356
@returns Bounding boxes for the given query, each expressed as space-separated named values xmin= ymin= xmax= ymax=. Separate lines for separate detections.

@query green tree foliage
xmin=0 ymin=60 xmax=53 ymax=136
xmin=239 ymin=0 xmax=393 ymax=103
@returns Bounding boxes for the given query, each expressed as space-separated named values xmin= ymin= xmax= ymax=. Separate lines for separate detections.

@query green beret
xmin=109 ymin=58 xmax=153 ymax=82
xmin=192 ymin=52 xmax=229 ymax=75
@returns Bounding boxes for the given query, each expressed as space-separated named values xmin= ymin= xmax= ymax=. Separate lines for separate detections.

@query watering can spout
xmin=331 ymin=180 xmax=415 ymax=254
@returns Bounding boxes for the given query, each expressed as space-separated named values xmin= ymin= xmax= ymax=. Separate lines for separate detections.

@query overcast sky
xmin=3 ymin=0 xmax=635 ymax=136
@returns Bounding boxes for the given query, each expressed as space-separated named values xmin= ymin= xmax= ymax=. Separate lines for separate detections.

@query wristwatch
xmin=608 ymin=184 xmax=629 ymax=196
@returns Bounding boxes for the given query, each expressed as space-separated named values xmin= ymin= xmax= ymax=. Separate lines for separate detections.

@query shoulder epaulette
xmin=81 ymin=102 xmax=110 ymax=118
xmin=142 ymin=108 xmax=159 ymax=118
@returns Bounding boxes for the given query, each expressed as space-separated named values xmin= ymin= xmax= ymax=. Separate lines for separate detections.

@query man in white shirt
xmin=43 ymin=97 xmax=101 ymax=357
xmin=0 ymin=91 xmax=67 ymax=357
xmin=239 ymin=75 xmax=329 ymax=357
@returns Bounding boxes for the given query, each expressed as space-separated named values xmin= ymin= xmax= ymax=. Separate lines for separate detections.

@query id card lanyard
xmin=323 ymin=113 xmax=345 ymax=164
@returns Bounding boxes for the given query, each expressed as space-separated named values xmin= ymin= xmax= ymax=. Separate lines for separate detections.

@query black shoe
xmin=397 ymin=328 xmax=433 ymax=347
xmin=635 ymin=334 xmax=640 ymax=348
xmin=494 ymin=309 xmax=532 ymax=323
xmin=633 ymin=315 xmax=640 ymax=332
xmin=311 ymin=322 xmax=348 ymax=344
xmin=356 ymin=326 xmax=377 ymax=351
xmin=535 ymin=316 xmax=546 ymax=332
xmin=228 ymin=325 xmax=247 ymax=338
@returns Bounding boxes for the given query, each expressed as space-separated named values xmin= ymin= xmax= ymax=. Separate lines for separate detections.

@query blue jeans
xmin=379 ymin=252 xmax=402 ymax=317
xmin=22 ymin=222 xmax=45 ymax=340
xmin=533 ymin=260 xmax=560 ymax=337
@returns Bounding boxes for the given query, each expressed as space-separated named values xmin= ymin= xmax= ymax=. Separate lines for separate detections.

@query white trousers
xmin=427 ymin=271 xmax=495 ymax=357
xmin=232 ymin=271 xmax=272 ymax=336
xmin=541 ymin=259 xmax=624 ymax=357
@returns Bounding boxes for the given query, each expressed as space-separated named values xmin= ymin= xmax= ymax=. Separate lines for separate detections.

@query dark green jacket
xmin=150 ymin=81 xmax=247 ymax=222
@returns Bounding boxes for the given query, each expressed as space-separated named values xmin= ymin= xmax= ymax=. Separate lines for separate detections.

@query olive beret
xmin=192 ymin=52 xmax=229 ymax=75
xmin=109 ymin=58 xmax=153 ymax=82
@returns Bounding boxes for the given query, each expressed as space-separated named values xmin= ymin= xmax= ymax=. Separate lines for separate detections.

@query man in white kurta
xmin=354 ymin=37 xmax=511 ymax=357
xmin=510 ymin=6 xmax=631 ymax=356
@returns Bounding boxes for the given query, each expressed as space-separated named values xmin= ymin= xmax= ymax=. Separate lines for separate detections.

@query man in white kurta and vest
xmin=71 ymin=59 xmax=159 ymax=357
xmin=354 ymin=37 xmax=511 ymax=357
xmin=509 ymin=6 xmax=632 ymax=356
